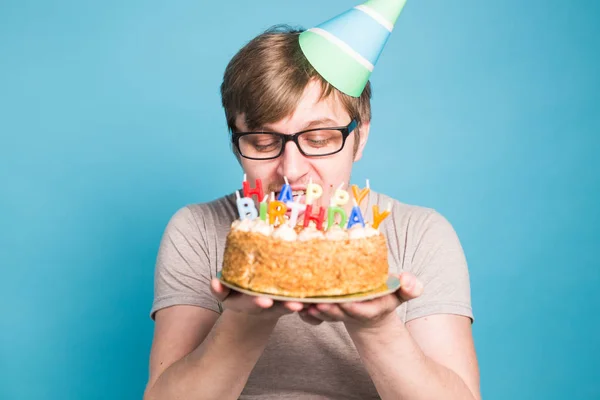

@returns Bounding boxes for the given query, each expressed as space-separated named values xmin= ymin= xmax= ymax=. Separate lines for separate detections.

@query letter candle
xmin=287 ymin=195 xmax=306 ymax=228
xmin=372 ymin=202 xmax=392 ymax=229
xmin=278 ymin=176 xmax=293 ymax=204
xmin=326 ymin=182 xmax=349 ymax=230
xmin=268 ymin=199 xmax=287 ymax=226
xmin=306 ymin=178 xmax=323 ymax=205
xmin=351 ymin=179 xmax=370 ymax=206
xmin=303 ymin=205 xmax=326 ymax=231
xmin=347 ymin=199 xmax=365 ymax=229
xmin=242 ymin=174 xmax=264 ymax=201
xmin=331 ymin=182 xmax=350 ymax=207
xmin=327 ymin=199 xmax=348 ymax=230
xmin=259 ymin=195 xmax=268 ymax=222
xmin=236 ymin=191 xmax=258 ymax=220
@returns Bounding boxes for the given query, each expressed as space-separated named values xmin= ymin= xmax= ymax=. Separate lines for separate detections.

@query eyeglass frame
xmin=230 ymin=119 xmax=358 ymax=160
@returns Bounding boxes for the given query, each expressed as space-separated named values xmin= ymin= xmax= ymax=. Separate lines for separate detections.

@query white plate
xmin=217 ymin=272 xmax=401 ymax=304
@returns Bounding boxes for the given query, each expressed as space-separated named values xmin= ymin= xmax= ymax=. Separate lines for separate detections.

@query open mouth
xmin=273 ymin=190 xmax=306 ymax=203
xmin=271 ymin=190 xmax=307 ymax=220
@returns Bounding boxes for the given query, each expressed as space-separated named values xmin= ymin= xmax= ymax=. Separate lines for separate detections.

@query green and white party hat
xmin=299 ymin=0 xmax=407 ymax=97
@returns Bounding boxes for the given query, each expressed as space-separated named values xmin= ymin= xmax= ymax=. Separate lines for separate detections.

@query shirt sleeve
xmin=150 ymin=206 xmax=221 ymax=320
xmin=404 ymin=210 xmax=474 ymax=323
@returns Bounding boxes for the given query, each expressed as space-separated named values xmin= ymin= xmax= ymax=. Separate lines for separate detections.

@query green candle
xmin=327 ymin=206 xmax=347 ymax=230
xmin=259 ymin=195 xmax=268 ymax=222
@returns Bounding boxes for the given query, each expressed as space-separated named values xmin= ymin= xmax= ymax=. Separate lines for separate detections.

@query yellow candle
xmin=351 ymin=182 xmax=370 ymax=206
xmin=331 ymin=182 xmax=350 ymax=207
xmin=269 ymin=201 xmax=287 ymax=226
xmin=306 ymin=178 xmax=323 ymax=205
xmin=372 ymin=204 xmax=391 ymax=229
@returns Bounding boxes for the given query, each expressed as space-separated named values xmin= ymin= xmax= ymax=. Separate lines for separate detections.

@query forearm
xmin=347 ymin=317 xmax=478 ymax=400
xmin=146 ymin=310 xmax=276 ymax=400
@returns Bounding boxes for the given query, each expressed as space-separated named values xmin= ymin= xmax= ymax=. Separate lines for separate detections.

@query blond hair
xmin=220 ymin=25 xmax=372 ymax=145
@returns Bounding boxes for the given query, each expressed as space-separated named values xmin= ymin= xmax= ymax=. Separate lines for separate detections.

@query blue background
xmin=1 ymin=0 xmax=598 ymax=399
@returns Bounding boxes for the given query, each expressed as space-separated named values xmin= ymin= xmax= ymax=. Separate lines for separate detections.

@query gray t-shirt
xmin=150 ymin=190 xmax=473 ymax=399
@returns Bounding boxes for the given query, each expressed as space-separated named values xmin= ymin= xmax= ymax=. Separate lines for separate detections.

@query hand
xmin=210 ymin=279 xmax=304 ymax=321
xmin=298 ymin=272 xmax=424 ymax=331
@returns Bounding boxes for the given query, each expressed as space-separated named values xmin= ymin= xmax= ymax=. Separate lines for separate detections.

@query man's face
xmin=234 ymin=80 xmax=370 ymax=212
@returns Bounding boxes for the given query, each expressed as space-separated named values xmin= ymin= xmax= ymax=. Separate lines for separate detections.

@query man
xmin=144 ymin=3 xmax=480 ymax=399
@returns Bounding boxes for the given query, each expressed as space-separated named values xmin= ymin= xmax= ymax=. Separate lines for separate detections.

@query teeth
xmin=292 ymin=190 xmax=305 ymax=196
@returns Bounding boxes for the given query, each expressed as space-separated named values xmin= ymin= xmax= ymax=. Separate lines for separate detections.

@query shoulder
xmin=368 ymin=191 xmax=466 ymax=269
xmin=164 ymin=194 xmax=237 ymax=247
xmin=368 ymin=191 xmax=453 ymax=238
xmin=164 ymin=192 xmax=238 ymax=236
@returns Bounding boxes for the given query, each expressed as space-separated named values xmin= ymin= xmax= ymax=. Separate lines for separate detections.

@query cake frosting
xmin=230 ymin=218 xmax=380 ymax=242
xmin=298 ymin=226 xmax=326 ymax=241
xmin=272 ymin=224 xmax=297 ymax=241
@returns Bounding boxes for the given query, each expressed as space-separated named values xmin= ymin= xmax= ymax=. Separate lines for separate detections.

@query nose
xmin=277 ymin=140 xmax=309 ymax=182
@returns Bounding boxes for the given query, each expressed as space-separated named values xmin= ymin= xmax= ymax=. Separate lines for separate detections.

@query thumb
xmin=210 ymin=278 xmax=231 ymax=302
xmin=397 ymin=272 xmax=424 ymax=301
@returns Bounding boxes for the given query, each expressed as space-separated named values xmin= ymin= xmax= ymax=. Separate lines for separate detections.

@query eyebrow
xmin=303 ymin=118 xmax=341 ymax=130
xmin=262 ymin=118 xmax=342 ymax=133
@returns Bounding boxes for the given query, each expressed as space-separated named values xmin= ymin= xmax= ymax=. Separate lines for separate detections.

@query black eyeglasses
xmin=231 ymin=120 xmax=358 ymax=160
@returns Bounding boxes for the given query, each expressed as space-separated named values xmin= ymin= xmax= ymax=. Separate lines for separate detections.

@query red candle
xmin=242 ymin=174 xmax=264 ymax=202
xmin=303 ymin=205 xmax=326 ymax=231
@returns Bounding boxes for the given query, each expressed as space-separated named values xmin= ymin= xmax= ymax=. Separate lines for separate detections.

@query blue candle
xmin=236 ymin=191 xmax=258 ymax=220
xmin=277 ymin=176 xmax=293 ymax=204
xmin=347 ymin=199 xmax=365 ymax=229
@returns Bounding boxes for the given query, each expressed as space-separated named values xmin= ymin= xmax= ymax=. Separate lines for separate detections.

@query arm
xmin=347 ymin=313 xmax=480 ymax=400
xmin=302 ymin=209 xmax=479 ymax=399
xmin=143 ymin=304 xmax=279 ymax=400
xmin=145 ymin=206 xmax=303 ymax=400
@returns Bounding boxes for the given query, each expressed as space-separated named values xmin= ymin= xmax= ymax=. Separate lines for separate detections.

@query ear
xmin=353 ymin=120 xmax=370 ymax=162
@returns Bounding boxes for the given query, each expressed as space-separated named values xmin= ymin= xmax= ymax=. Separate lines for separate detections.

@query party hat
xmin=299 ymin=0 xmax=407 ymax=97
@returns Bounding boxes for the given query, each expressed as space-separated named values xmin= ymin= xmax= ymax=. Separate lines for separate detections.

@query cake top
xmin=233 ymin=175 xmax=391 ymax=241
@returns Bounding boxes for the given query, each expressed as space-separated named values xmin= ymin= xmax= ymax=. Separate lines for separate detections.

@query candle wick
xmin=338 ymin=182 xmax=344 ymax=190
xmin=366 ymin=179 xmax=370 ymax=190
xmin=243 ymin=173 xmax=247 ymax=182
xmin=236 ymin=191 xmax=241 ymax=200
xmin=262 ymin=195 xmax=268 ymax=203
xmin=284 ymin=176 xmax=289 ymax=185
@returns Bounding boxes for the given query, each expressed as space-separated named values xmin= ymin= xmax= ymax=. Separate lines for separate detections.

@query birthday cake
xmin=221 ymin=177 xmax=392 ymax=297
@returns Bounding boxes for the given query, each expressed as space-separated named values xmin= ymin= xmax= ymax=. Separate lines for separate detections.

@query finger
xmin=299 ymin=310 xmax=324 ymax=326
xmin=316 ymin=303 xmax=346 ymax=320
xmin=338 ymin=295 xmax=398 ymax=321
xmin=283 ymin=301 xmax=305 ymax=312
xmin=253 ymin=296 xmax=275 ymax=309
xmin=210 ymin=278 xmax=231 ymax=302
xmin=398 ymin=272 xmax=424 ymax=301
xmin=339 ymin=300 xmax=378 ymax=321
xmin=308 ymin=305 xmax=338 ymax=322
